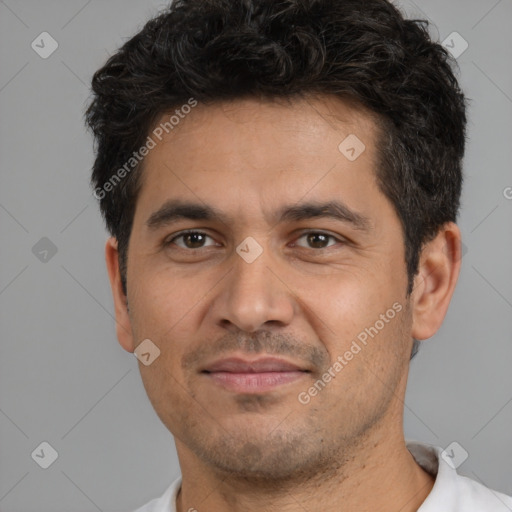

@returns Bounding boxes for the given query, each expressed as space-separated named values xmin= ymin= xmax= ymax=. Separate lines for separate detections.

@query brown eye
xmin=166 ymin=231 xmax=216 ymax=249
xmin=183 ymin=232 xmax=207 ymax=248
xmin=294 ymin=232 xmax=339 ymax=249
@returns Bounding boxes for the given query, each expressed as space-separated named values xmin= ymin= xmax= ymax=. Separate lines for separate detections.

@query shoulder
xmin=406 ymin=440 xmax=512 ymax=511
xmin=132 ymin=497 xmax=160 ymax=512
xmin=451 ymin=473 xmax=512 ymax=510
xmin=130 ymin=476 xmax=182 ymax=512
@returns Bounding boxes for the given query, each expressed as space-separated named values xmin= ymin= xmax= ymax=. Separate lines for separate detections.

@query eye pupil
xmin=308 ymin=233 xmax=329 ymax=248
xmin=185 ymin=233 xmax=205 ymax=248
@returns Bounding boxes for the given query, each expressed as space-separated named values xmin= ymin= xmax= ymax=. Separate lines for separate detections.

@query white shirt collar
xmin=406 ymin=440 xmax=512 ymax=511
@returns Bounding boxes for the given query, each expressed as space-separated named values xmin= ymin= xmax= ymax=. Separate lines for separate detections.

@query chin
xmin=186 ymin=425 xmax=344 ymax=485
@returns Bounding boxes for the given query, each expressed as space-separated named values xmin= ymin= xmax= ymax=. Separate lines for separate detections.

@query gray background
xmin=0 ymin=0 xmax=511 ymax=510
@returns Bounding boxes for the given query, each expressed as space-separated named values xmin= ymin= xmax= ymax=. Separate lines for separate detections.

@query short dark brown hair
xmin=85 ymin=0 xmax=467 ymax=297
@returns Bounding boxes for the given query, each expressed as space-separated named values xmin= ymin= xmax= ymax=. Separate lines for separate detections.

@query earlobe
xmin=411 ymin=222 xmax=462 ymax=341
xmin=105 ymin=237 xmax=135 ymax=353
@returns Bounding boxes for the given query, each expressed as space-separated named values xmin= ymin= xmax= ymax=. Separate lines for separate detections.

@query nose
xmin=211 ymin=245 xmax=295 ymax=333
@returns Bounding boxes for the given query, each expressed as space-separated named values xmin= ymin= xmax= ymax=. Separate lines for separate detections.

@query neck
xmin=175 ymin=426 xmax=435 ymax=512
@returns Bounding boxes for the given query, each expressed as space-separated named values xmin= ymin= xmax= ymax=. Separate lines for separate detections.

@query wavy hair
xmin=86 ymin=0 xmax=467 ymax=304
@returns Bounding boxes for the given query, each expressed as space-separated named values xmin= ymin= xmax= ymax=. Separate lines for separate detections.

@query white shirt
xmin=133 ymin=440 xmax=512 ymax=511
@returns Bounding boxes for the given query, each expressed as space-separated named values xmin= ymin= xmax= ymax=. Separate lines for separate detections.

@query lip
xmin=203 ymin=356 xmax=305 ymax=373
xmin=202 ymin=356 xmax=309 ymax=393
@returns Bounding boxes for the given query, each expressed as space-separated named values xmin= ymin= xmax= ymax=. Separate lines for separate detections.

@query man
xmin=85 ymin=0 xmax=512 ymax=510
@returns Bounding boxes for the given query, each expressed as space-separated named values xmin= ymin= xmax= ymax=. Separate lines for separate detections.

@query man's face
xmin=121 ymin=96 xmax=413 ymax=480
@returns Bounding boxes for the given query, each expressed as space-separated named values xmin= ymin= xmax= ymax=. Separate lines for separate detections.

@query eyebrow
xmin=145 ymin=199 xmax=372 ymax=232
xmin=277 ymin=201 xmax=371 ymax=231
xmin=146 ymin=200 xmax=230 ymax=230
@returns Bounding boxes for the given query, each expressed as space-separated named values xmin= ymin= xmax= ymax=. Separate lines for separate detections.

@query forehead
xmin=149 ymin=95 xmax=377 ymax=150
xmin=134 ymin=95 xmax=382 ymax=224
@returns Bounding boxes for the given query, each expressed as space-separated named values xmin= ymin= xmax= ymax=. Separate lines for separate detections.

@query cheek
xmin=315 ymin=304 xmax=410 ymax=407
xmin=129 ymin=276 xmax=202 ymax=402
xmin=311 ymin=273 xmax=394 ymax=338
xmin=129 ymin=266 xmax=203 ymax=338
xmin=138 ymin=358 xmax=198 ymax=438
xmin=314 ymin=275 xmax=409 ymax=393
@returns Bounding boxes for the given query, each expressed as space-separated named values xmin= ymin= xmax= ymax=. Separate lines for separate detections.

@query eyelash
xmin=164 ymin=230 xmax=344 ymax=250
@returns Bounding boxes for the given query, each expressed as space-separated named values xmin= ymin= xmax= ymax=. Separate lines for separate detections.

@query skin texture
xmin=105 ymin=95 xmax=461 ymax=511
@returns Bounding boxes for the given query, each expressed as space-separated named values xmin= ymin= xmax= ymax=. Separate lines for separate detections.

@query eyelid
xmin=291 ymin=230 xmax=345 ymax=248
xmin=165 ymin=229 xmax=218 ymax=248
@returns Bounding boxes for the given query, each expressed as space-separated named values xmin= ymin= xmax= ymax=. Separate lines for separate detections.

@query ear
xmin=411 ymin=222 xmax=462 ymax=340
xmin=105 ymin=237 xmax=135 ymax=352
